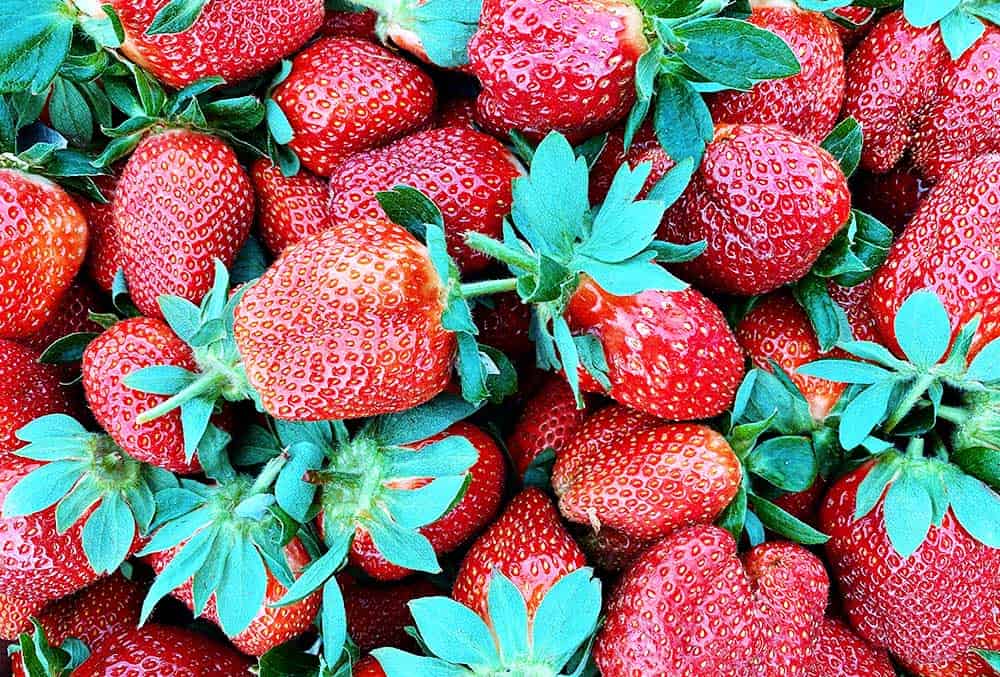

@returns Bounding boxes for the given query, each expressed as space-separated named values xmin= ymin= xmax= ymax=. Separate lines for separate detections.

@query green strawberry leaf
xmin=38 ymin=332 xmax=99 ymax=365
xmin=904 ymin=0 xmax=961 ymax=27
xmin=0 ymin=0 xmax=76 ymax=93
xmin=385 ymin=475 xmax=470 ymax=530
xmin=894 ymin=290 xmax=952 ymax=368
xmin=717 ymin=482 xmax=748 ymax=541
xmin=215 ymin=536 xmax=268 ymax=636
xmin=854 ymin=457 xmax=900 ymax=520
xmin=364 ymin=515 xmax=441 ymax=573
xmin=382 ymin=435 xmax=478 ymax=480
xmin=882 ymin=471 xmax=933 ymax=557
xmin=973 ymin=649 xmax=1000 ymax=672
xmin=321 ymin=578 xmax=348 ymax=665
xmin=273 ymin=532 xmax=348 ymax=607
xmin=747 ymin=494 xmax=829 ymax=544
xmin=793 ymin=273 xmax=853 ymax=352
xmin=945 ymin=469 xmax=1000 ymax=548
xmin=487 ymin=570 xmax=530 ymax=663
xmin=147 ymin=0 xmax=207 ymax=35
xmin=48 ymin=78 xmax=93 ymax=147
xmin=81 ymin=491 xmax=135 ymax=574
xmin=372 ymin=393 xmax=480 ymax=446
xmin=745 ymin=436 xmax=817 ymax=493
xmin=405 ymin=0 xmax=483 ymax=68
xmin=531 ymin=568 xmax=602 ymax=667
xmin=967 ymin=338 xmax=1000 ymax=383
xmin=140 ymin=525 xmax=217 ymax=625
xmin=811 ymin=210 xmax=893 ymax=287
xmin=376 ymin=185 xmax=445 ymax=242
xmin=653 ymin=71 xmax=714 ymax=165
xmin=624 ymin=41 xmax=665 ymax=148
xmin=940 ymin=7 xmax=986 ymax=59
xmin=2 ymin=460 xmax=87 ymax=518
xmin=838 ymin=380 xmax=897 ymax=450
xmin=372 ymin=649 xmax=470 ymax=677
xmin=274 ymin=442 xmax=325 ymax=523
xmin=952 ymin=446 xmax=1000 ymax=490
xmin=820 ymin=117 xmax=863 ymax=178
xmin=409 ymin=596 xmax=501 ymax=669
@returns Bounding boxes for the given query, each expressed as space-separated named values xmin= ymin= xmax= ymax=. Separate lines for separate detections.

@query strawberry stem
xmin=135 ymin=370 xmax=226 ymax=424
xmin=936 ymin=404 xmax=970 ymax=425
xmin=459 ymin=278 xmax=519 ymax=298
xmin=465 ymin=232 xmax=539 ymax=272
xmin=884 ymin=373 xmax=938 ymax=435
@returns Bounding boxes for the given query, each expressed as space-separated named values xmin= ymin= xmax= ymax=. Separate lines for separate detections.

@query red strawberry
xmin=436 ymin=96 xmax=478 ymax=130
xmin=852 ymin=164 xmax=932 ymax=232
xmin=72 ymin=624 xmax=253 ymax=675
xmin=772 ymin=476 xmax=826 ymax=527
xmin=0 ymin=594 xmax=45 ymax=641
xmin=0 ymin=169 xmax=87 ymax=339
xmin=115 ymin=129 xmax=254 ymax=318
xmin=339 ymin=574 xmax=438 ymax=652
xmin=17 ymin=279 xmax=103 ymax=354
xmin=452 ymin=488 xmax=586 ymax=620
xmin=327 ymin=127 xmax=522 ymax=273
xmin=467 ymin=0 xmax=646 ymax=143
xmin=473 ymin=291 xmax=534 ymax=363
xmin=233 ymin=220 xmax=455 ymax=421
xmin=706 ymin=4 xmax=845 ymax=143
xmin=0 ymin=341 xmax=74 ymax=452
xmin=587 ymin=123 xmax=670 ymax=204
xmin=805 ymin=617 xmax=896 ymax=677
xmin=354 ymin=656 xmax=386 ymax=677
xmin=659 ymin=123 xmax=852 ymax=295
xmin=870 ymin=153 xmax=1000 ymax=358
xmin=78 ymin=173 xmax=123 ymax=293
xmin=95 ymin=0 xmax=324 ymax=88
xmin=273 ymin=37 xmax=436 ymax=176
xmin=321 ymin=8 xmax=378 ymax=39
xmin=506 ymin=376 xmax=588 ymax=477
xmin=33 ymin=572 xmax=144 ymax=649
xmin=566 ymin=275 xmax=745 ymax=420
xmin=831 ymin=6 xmax=877 ymax=50
xmin=820 ymin=460 xmax=1000 ymax=666
xmin=251 ymin=158 xmax=333 ymax=256
xmin=737 ymin=292 xmax=847 ymax=420
xmin=828 ymin=279 xmax=881 ymax=344
xmin=905 ymin=606 xmax=1000 ymax=676
xmin=572 ymin=524 xmax=652 ymax=573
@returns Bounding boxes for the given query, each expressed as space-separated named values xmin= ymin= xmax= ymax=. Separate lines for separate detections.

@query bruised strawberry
xmin=340 ymin=574 xmax=438 ymax=652
xmin=473 ymin=291 xmax=534 ymax=362
xmin=17 ymin=279 xmax=103 ymax=354
xmin=506 ymin=377 xmax=588 ymax=477
xmin=73 ymin=624 xmax=253 ymax=675
xmin=77 ymin=173 xmax=123 ymax=293
xmin=806 ymin=617 xmax=896 ymax=677
xmin=251 ymin=158 xmax=333 ymax=256
xmin=0 ymin=341 xmax=74 ymax=452
xmin=34 ymin=572 xmax=144 ymax=649
xmin=273 ymin=37 xmax=436 ymax=176
xmin=321 ymin=8 xmax=377 ymax=39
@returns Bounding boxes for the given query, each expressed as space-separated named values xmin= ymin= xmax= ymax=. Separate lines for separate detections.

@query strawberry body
xmin=34 ymin=572 xmax=144 ymax=648
xmin=806 ymin=617 xmax=895 ymax=677
xmin=573 ymin=524 xmax=652 ymax=573
xmin=566 ymin=276 xmax=745 ymax=420
xmin=0 ymin=594 xmax=45 ymax=641
xmin=0 ymin=341 xmax=74 ymax=452
xmin=233 ymin=220 xmax=454 ymax=421
xmin=659 ymin=123 xmax=851 ymax=295
xmin=17 ymin=279 xmax=103 ymax=354
xmin=354 ymin=656 xmax=386 ymax=677
xmin=829 ymin=279 xmax=881 ymax=343
xmin=436 ymin=96 xmax=478 ymax=130
xmin=906 ymin=607 xmax=1000 ymax=676
xmin=78 ymin=173 xmax=123 ymax=293
xmin=251 ymin=158 xmax=333 ymax=256
xmin=340 ymin=574 xmax=438 ymax=652
xmin=707 ymin=5 xmax=845 ymax=143
xmin=0 ymin=170 xmax=87 ymax=339
xmin=506 ymin=377 xmax=588 ymax=477
xmin=473 ymin=291 xmax=534 ymax=362
xmin=115 ymin=130 xmax=254 ymax=318
xmin=74 ymin=624 xmax=253 ymax=675
xmin=321 ymin=8 xmax=377 ymax=39
xmin=103 ymin=0 xmax=324 ymax=88
xmin=328 ymin=127 xmax=521 ymax=273
xmin=832 ymin=6 xmax=876 ymax=50
xmin=273 ymin=37 xmax=436 ymax=176
xmin=467 ymin=0 xmax=646 ymax=143
xmin=588 ymin=123 xmax=672 ymax=204
xmin=870 ymin=153 xmax=1000 ymax=358
xmin=852 ymin=164 xmax=932 ymax=232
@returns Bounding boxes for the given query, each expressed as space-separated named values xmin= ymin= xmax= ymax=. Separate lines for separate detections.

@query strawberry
xmin=905 ymin=607 xmax=1000 ymax=676
xmin=77 ymin=173 xmax=123 ymax=293
xmin=467 ymin=0 xmax=646 ymax=143
xmin=435 ymin=96 xmax=477 ymax=130
xmin=828 ymin=279 xmax=881 ymax=344
xmin=805 ymin=617 xmax=896 ymax=677
xmin=273 ymin=37 xmax=436 ymax=176
xmin=251 ymin=158 xmax=333 ymax=257
xmin=506 ymin=376 xmax=588 ymax=477
xmin=328 ymin=127 xmax=522 ymax=274
xmin=339 ymin=574 xmax=438 ymax=652
xmin=852 ymin=164 xmax=932 ymax=232
xmin=451 ymin=488 xmax=586 ymax=620
xmin=354 ymin=656 xmax=386 ymax=677
xmin=17 ymin=279 xmax=103 ymax=355
xmin=0 ymin=341 xmax=74 ymax=452
xmin=95 ymin=0 xmax=324 ymax=88
xmin=321 ymin=8 xmax=377 ymax=39
xmin=114 ymin=129 xmax=254 ymax=318
xmin=473 ymin=291 xmax=534 ymax=363
xmin=572 ymin=524 xmax=652 ymax=573
xmin=33 ymin=572 xmax=144 ymax=649
xmin=659 ymin=123 xmax=852 ymax=295
xmin=0 ymin=595 xmax=45 ymax=642
xmin=869 ymin=153 xmax=1000 ymax=359
xmin=73 ymin=624 xmax=253 ymax=675
xmin=736 ymin=292 xmax=847 ymax=421
xmin=706 ymin=4 xmax=845 ymax=143
xmin=771 ymin=476 xmax=826 ymax=527
xmin=0 ymin=169 xmax=87 ymax=339
xmin=587 ymin=123 xmax=669 ymax=204
xmin=233 ymin=219 xmax=454 ymax=421
xmin=831 ymin=6 xmax=877 ymax=50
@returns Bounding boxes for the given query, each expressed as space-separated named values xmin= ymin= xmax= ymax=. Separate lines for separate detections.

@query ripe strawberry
xmin=354 ymin=656 xmax=386 ymax=677
xmin=820 ymin=460 xmax=1000 ymax=666
xmin=467 ymin=0 xmax=646 ymax=143
xmin=828 ymin=279 xmax=881 ymax=344
xmin=115 ymin=129 xmax=254 ymax=318
xmin=436 ymin=96 xmax=477 ymax=130
xmin=805 ymin=617 xmax=896 ymax=677
xmin=572 ymin=524 xmax=653 ymax=573
xmin=832 ymin=6 xmax=876 ymax=50
xmin=587 ymin=123 xmax=670 ymax=204
xmin=737 ymin=292 xmax=847 ymax=420
xmin=659 ymin=123 xmax=852 ymax=295
xmin=0 ymin=341 xmax=74 ymax=452
xmin=34 ymin=572 xmax=144 ymax=648
xmin=473 ymin=291 xmax=534 ymax=363
xmin=339 ymin=574 xmax=438 ymax=652
xmin=77 ymin=173 xmax=123 ymax=293
xmin=321 ymin=8 xmax=377 ymax=39
xmin=706 ymin=4 xmax=845 ymax=143
xmin=96 ymin=0 xmax=324 ymax=88
xmin=0 ymin=169 xmax=88 ymax=339
xmin=328 ymin=127 xmax=522 ymax=273
xmin=905 ymin=607 xmax=1000 ymax=676
xmin=506 ymin=377 xmax=588 ymax=477
xmin=852 ymin=164 xmax=932 ymax=232
xmin=17 ymin=279 xmax=103 ymax=354
xmin=73 ymin=624 xmax=253 ymax=675
xmin=870 ymin=153 xmax=1000 ymax=358
xmin=273 ymin=37 xmax=436 ymax=176
xmin=772 ymin=476 xmax=826 ymax=527
xmin=0 ymin=594 xmax=45 ymax=641
xmin=251 ymin=158 xmax=333 ymax=257
xmin=452 ymin=488 xmax=586 ymax=620
xmin=233 ymin=220 xmax=454 ymax=421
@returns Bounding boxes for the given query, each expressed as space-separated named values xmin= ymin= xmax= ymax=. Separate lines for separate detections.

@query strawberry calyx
xmin=9 ymin=619 xmax=90 ymax=677
xmin=373 ymin=567 xmax=602 ymax=677
xmin=890 ymin=0 xmax=1000 ymax=59
xmin=1 ymin=413 xmax=168 ymax=575
xmin=351 ymin=0 xmax=482 ymax=68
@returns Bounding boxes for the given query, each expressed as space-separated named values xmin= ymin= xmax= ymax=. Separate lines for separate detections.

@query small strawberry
xmin=339 ymin=574 xmax=438 ymax=652
xmin=0 ymin=341 xmax=74 ymax=452
xmin=851 ymin=164 xmax=932 ymax=232
xmin=771 ymin=476 xmax=826 ymax=527
xmin=354 ymin=656 xmax=386 ymax=677
xmin=115 ymin=129 xmax=254 ymax=318
xmin=33 ymin=572 xmax=145 ymax=649
xmin=73 ymin=624 xmax=253 ymax=674
xmin=328 ymin=127 xmax=522 ymax=273
xmin=506 ymin=376 xmax=588 ymax=478
xmin=273 ymin=37 xmax=436 ymax=176
xmin=77 ymin=173 xmax=123 ymax=293
xmin=805 ymin=617 xmax=896 ymax=677
xmin=473 ymin=291 xmax=534 ymax=363
xmin=706 ymin=4 xmax=845 ymax=143
xmin=0 ymin=169 xmax=87 ymax=339
xmin=16 ymin=279 xmax=103 ymax=355
xmin=251 ymin=157 xmax=333 ymax=257
xmin=321 ymin=8 xmax=377 ymax=39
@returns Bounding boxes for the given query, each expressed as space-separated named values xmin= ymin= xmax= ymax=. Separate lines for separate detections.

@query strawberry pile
xmin=1 ymin=0 xmax=999 ymax=675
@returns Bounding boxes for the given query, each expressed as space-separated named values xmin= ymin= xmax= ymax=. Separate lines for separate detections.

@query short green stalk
xmin=884 ymin=373 xmax=938 ymax=434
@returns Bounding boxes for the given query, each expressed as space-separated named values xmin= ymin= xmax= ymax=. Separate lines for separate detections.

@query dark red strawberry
xmin=17 ymin=279 xmax=103 ymax=354
xmin=851 ymin=164 xmax=932 ymax=232
xmin=573 ymin=524 xmax=653 ymax=573
xmin=339 ymin=574 xmax=438 ymax=652
xmin=772 ymin=476 xmax=827 ymax=527
xmin=473 ymin=291 xmax=534 ymax=363
xmin=0 ymin=341 xmax=74 ymax=452
xmin=273 ymin=37 xmax=436 ymax=176
xmin=587 ymin=123 xmax=670 ymax=204
xmin=34 ymin=572 xmax=144 ymax=649
xmin=355 ymin=655 xmax=386 ymax=677
xmin=805 ymin=617 xmax=895 ymax=677
xmin=506 ymin=376 xmax=588 ymax=477
xmin=77 ymin=173 xmax=123 ymax=293
xmin=321 ymin=8 xmax=377 ymax=39
xmin=0 ymin=169 xmax=87 ymax=339
xmin=327 ymin=127 xmax=522 ymax=273
xmin=436 ymin=96 xmax=478 ymax=130
xmin=251 ymin=157 xmax=333 ymax=256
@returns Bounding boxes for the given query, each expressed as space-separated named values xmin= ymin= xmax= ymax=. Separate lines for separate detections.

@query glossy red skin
xmin=348 ymin=422 xmax=506 ymax=580
xmin=339 ymin=574 xmax=438 ymax=652
xmin=852 ymin=164 xmax=932 ymax=232
xmin=772 ymin=476 xmax=826 ymax=528
xmin=233 ymin=220 xmax=455 ymax=421
xmin=0 ymin=594 xmax=45 ymax=640
xmin=73 ymin=624 xmax=253 ymax=675
xmin=468 ymin=0 xmax=646 ymax=143
xmin=831 ymin=6 xmax=876 ymax=50
xmin=473 ymin=291 xmax=534 ymax=363
xmin=566 ymin=276 xmax=745 ymax=420
xmin=820 ymin=461 xmax=1000 ymax=666
xmin=328 ymin=127 xmax=522 ymax=273
xmin=806 ymin=617 xmax=895 ymax=677
xmin=251 ymin=158 xmax=333 ymax=256
xmin=274 ymin=37 xmax=436 ymax=177
xmin=354 ymin=656 xmax=387 ymax=677
xmin=870 ymin=153 xmax=1000 ymax=359
xmin=116 ymin=130 xmax=254 ymax=318
xmin=103 ymin=0 xmax=323 ymax=88
xmin=0 ymin=170 xmax=87 ymax=339
xmin=146 ymin=537 xmax=320 ymax=656
xmin=828 ymin=279 xmax=881 ymax=344
xmin=906 ymin=606 xmax=1000 ymax=676
xmin=82 ymin=317 xmax=204 ymax=473
xmin=321 ymin=9 xmax=377 ymax=39
xmin=436 ymin=97 xmax=478 ymax=130
xmin=737 ymin=292 xmax=846 ymax=421
xmin=843 ymin=11 xmax=949 ymax=174
xmin=507 ymin=377 xmax=588 ymax=477
xmin=452 ymin=488 xmax=586 ymax=620
xmin=78 ymin=173 xmax=122 ymax=293
xmin=588 ymin=123 xmax=674 ymax=204
xmin=0 ymin=340 xmax=74 ymax=452
xmin=659 ymin=124 xmax=852 ymax=295
xmin=573 ymin=524 xmax=652 ymax=573
xmin=707 ymin=6 xmax=845 ymax=143
xmin=35 ymin=572 xmax=144 ymax=648
xmin=17 ymin=279 xmax=103 ymax=354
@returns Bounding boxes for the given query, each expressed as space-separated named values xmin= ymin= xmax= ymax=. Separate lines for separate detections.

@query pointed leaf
xmin=882 ymin=472 xmax=933 ymax=557
xmin=409 ymin=596 xmax=500 ymax=668
xmin=895 ymin=290 xmax=951 ymax=368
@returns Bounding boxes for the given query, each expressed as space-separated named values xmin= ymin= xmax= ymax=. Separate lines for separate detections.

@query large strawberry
xmin=339 ymin=574 xmax=438 ymax=652
xmin=327 ymin=127 xmax=522 ymax=273
xmin=0 ymin=169 xmax=87 ymax=339
xmin=904 ymin=606 xmax=1000 ymax=676
xmin=806 ymin=617 xmax=895 ymax=677
xmin=251 ymin=158 xmax=333 ymax=257
xmin=0 ymin=341 xmax=74 ymax=452
xmin=33 ymin=572 xmax=145 ymax=649
xmin=0 ymin=595 xmax=44 ymax=642
xmin=114 ymin=129 xmax=254 ymax=318
xmin=707 ymin=3 xmax=844 ymax=143
xmin=273 ymin=37 xmax=436 ymax=176
xmin=506 ymin=376 xmax=588 ymax=478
